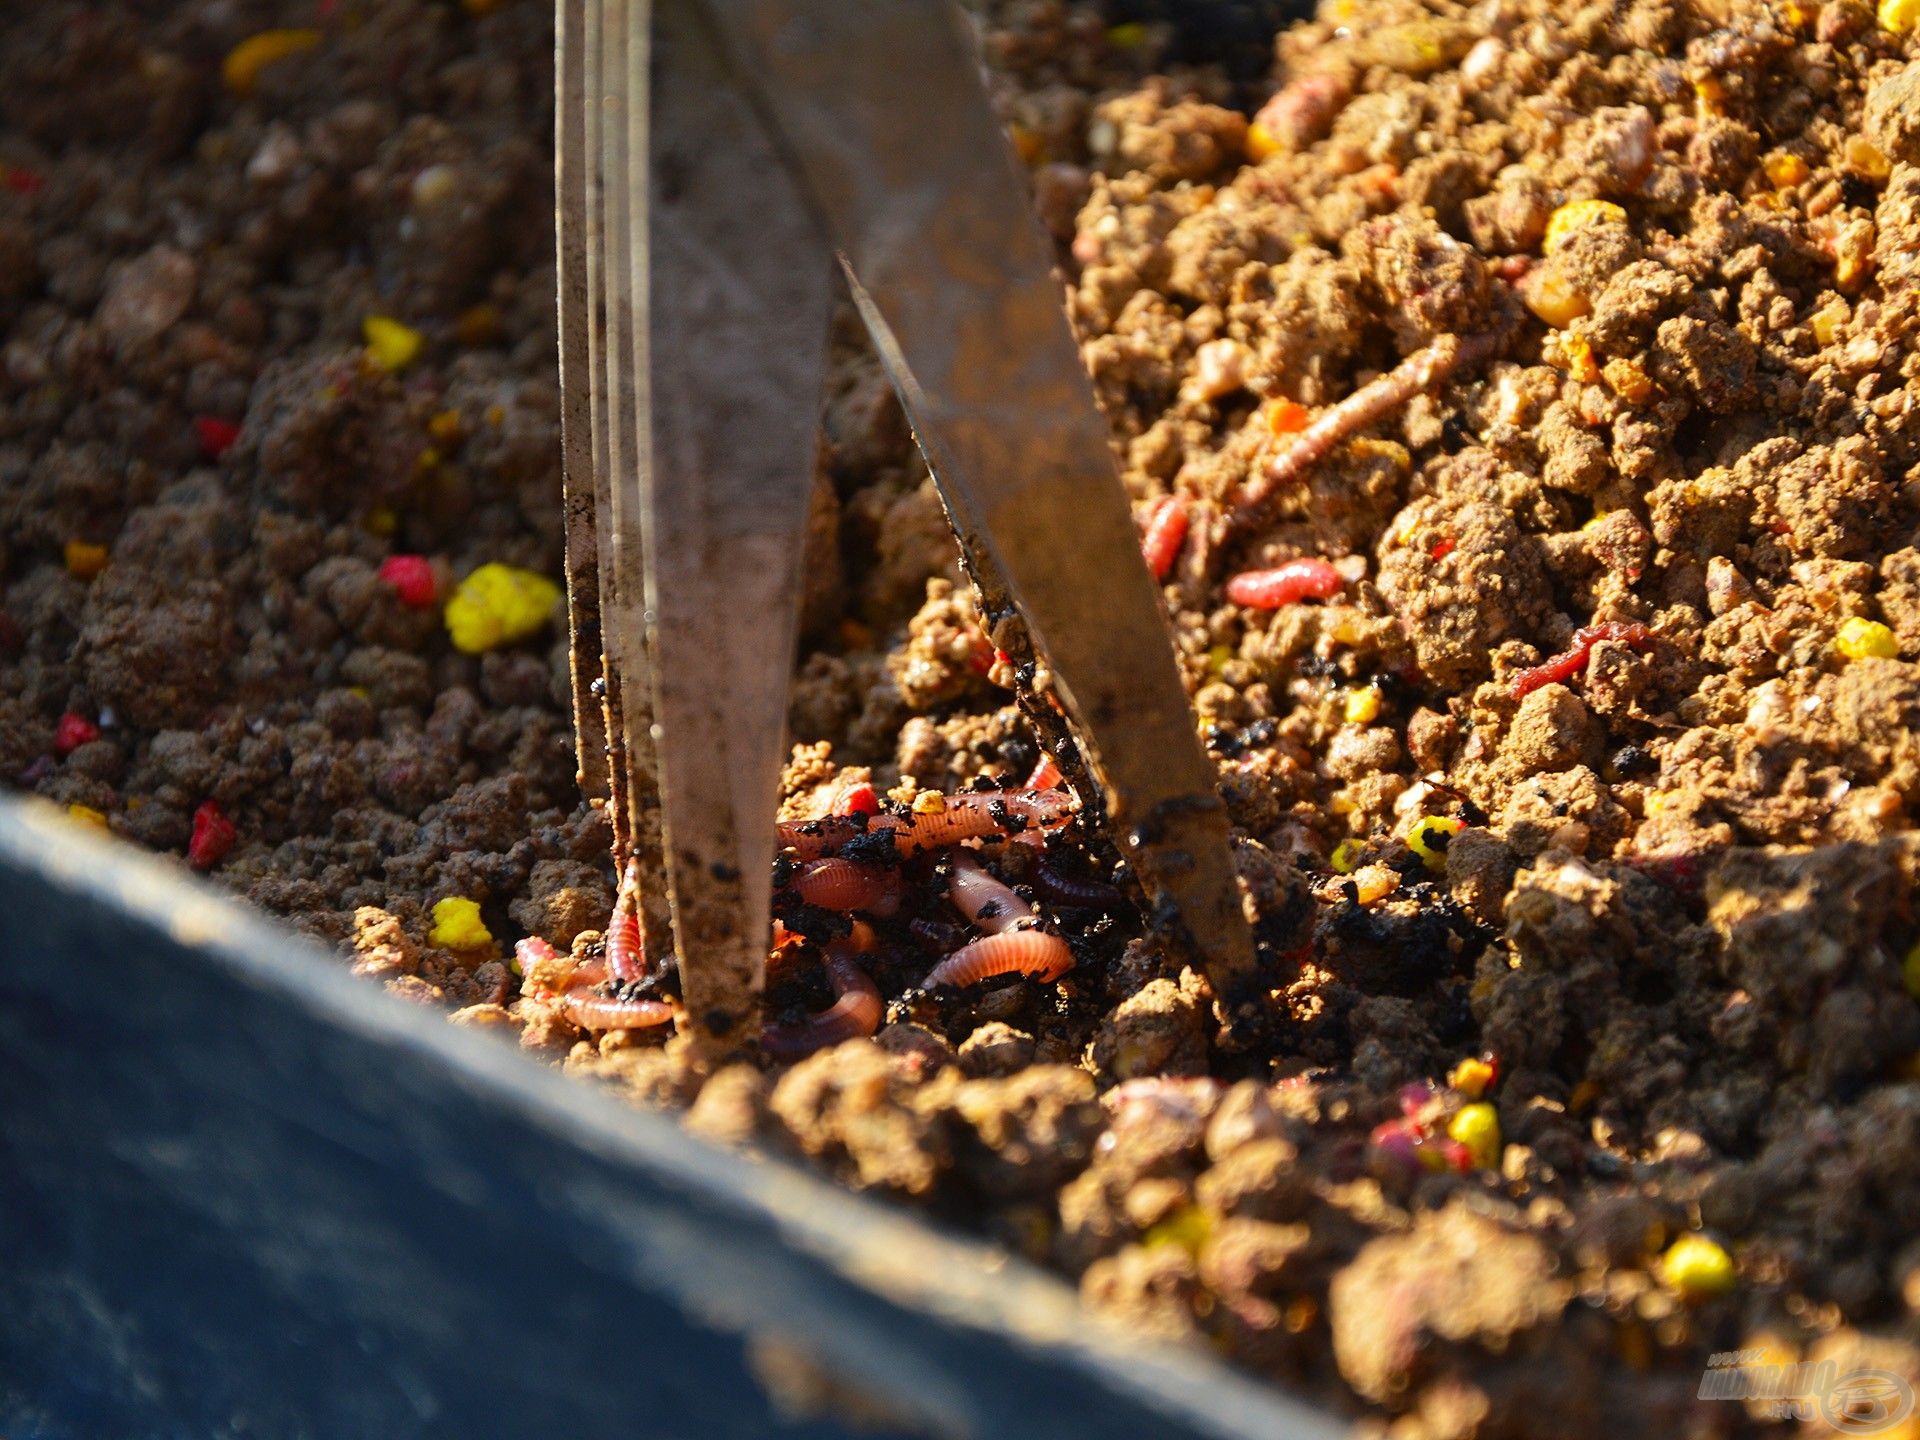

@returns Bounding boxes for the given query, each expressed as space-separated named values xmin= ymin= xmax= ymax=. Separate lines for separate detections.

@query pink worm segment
xmin=605 ymin=858 xmax=645 ymax=983
xmin=946 ymin=851 xmax=1035 ymax=933
xmin=1140 ymin=495 xmax=1190 ymax=581
xmin=763 ymin=922 xmax=882 ymax=1061
xmin=791 ymin=857 xmax=902 ymax=916
xmin=924 ymin=931 xmax=1075 ymax=989
xmin=775 ymin=788 xmax=1075 ymax=860
xmin=1233 ymin=328 xmax=1505 ymax=529
xmin=923 ymin=853 xmax=1074 ymax=988
xmin=1509 ymin=621 xmax=1654 ymax=699
xmin=515 ymin=935 xmax=676 ymax=1033
xmin=1224 ymin=559 xmax=1345 ymax=609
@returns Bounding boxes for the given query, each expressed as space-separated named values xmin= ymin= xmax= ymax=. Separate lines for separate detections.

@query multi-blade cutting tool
xmin=556 ymin=0 xmax=1261 ymax=1050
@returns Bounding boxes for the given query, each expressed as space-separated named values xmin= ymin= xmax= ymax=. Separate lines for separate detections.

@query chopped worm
xmin=791 ymin=857 xmax=902 ymax=916
xmin=1510 ymin=621 xmax=1653 ymax=699
xmin=775 ymin=787 xmax=1074 ymax=860
xmin=1224 ymin=558 xmax=1344 ymax=610
xmin=763 ymin=922 xmax=882 ymax=1060
xmin=1231 ymin=329 xmax=1506 ymax=531
xmin=923 ymin=930 xmax=1075 ymax=989
xmin=1139 ymin=495 xmax=1190 ymax=581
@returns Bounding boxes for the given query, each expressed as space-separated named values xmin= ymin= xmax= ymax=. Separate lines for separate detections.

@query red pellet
xmin=2 ymin=166 xmax=44 ymax=196
xmin=1139 ymin=495 xmax=1189 ymax=581
xmin=1224 ymin=558 xmax=1344 ymax=609
xmin=54 ymin=712 xmax=100 ymax=755
xmin=1429 ymin=535 xmax=1456 ymax=560
xmin=188 ymin=800 xmax=236 ymax=870
xmin=194 ymin=416 xmax=242 ymax=461
xmin=1509 ymin=622 xmax=1653 ymax=699
xmin=833 ymin=780 xmax=880 ymax=817
xmin=378 ymin=555 xmax=438 ymax=609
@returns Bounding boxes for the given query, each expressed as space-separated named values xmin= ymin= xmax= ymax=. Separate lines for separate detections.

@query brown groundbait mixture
xmin=11 ymin=0 xmax=1920 ymax=1433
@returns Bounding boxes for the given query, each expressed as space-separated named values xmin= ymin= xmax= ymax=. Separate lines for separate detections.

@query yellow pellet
xmin=1245 ymin=121 xmax=1283 ymax=163
xmin=1143 ymin=1203 xmax=1213 ymax=1256
xmin=429 ymin=897 xmax=493 ymax=952
xmin=1523 ymin=263 xmax=1591 ymax=328
xmin=444 ymin=563 xmax=563 ymax=653
xmin=1105 ymin=21 xmax=1149 ymax=49
xmin=911 ymin=790 xmax=948 ymax=815
xmin=1836 ymin=617 xmax=1898 ymax=660
xmin=1449 ymin=1056 xmax=1496 ymax=1100
xmin=1330 ymin=838 xmax=1364 ymax=874
xmin=1764 ymin=151 xmax=1810 ymax=188
xmin=1885 ymin=0 xmax=1920 ymax=30
xmin=362 ymin=505 xmax=399 ymax=537
xmin=1343 ymin=687 xmax=1381 ymax=725
xmin=1693 ymin=76 xmax=1725 ymax=117
xmin=1562 ymin=332 xmax=1601 ymax=385
xmin=363 ymin=314 xmax=425 ymax=373
xmin=1447 ymin=1102 xmax=1502 ymax=1169
xmin=1810 ymin=302 xmax=1849 ymax=347
xmin=1903 ymin=942 xmax=1920 ymax=1000
xmin=1543 ymin=199 xmax=1628 ymax=255
xmin=1407 ymin=815 xmax=1465 ymax=871
xmin=223 ymin=29 xmax=322 ymax=95
xmin=63 ymin=540 xmax=109 ymax=579
xmin=66 ymin=804 xmax=109 ymax=830
xmin=1352 ymin=863 xmax=1400 ymax=905
xmin=1661 ymin=1235 xmax=1737 ymax=1301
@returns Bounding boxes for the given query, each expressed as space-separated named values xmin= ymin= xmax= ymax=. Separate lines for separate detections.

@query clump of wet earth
xmin=8 ymin=0 xmax=1920 ymax=1434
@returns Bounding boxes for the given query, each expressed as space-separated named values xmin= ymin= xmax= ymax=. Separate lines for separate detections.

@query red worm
xmin=762 ymin=922 xmax=882 ymax=1060
xmin=1510 ymin=622 xmax=1653 ymax=699
xmin=1140 ymin=495 xmax=1190 ymax=581
xmin=1232 ymin=327 xmax=1505 ymax=530
xmin=558 ymin=986 xmax=678 ymax=1033
xmin=791 ymin=857 xmax=902 ymax=916
xmin=946 ymin=851 xmax=1035 ymax=933
xmin=515 ymin=936 xmax=675 ymax=1033
xmin=605 ymin=858 xmax=645 ymax=983
xmin=1025 ymin=754 xmax=1063 ymax=790
xmin=776 ymin=788 xmax=1075 ymax=859
xmin=923 ymin=930 xmax=1075 ymax=989
xmin=1032 ymin=861 xmax=1125 ymax=910
xmin=1225 ymin=558 xmax=1344 ymax=609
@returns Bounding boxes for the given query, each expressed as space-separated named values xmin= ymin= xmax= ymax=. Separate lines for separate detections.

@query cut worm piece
xmin=1224 ymin=558 xmax=1344 ymax=610
xmin=1232 ymin=328 xmax=1506 ymax=532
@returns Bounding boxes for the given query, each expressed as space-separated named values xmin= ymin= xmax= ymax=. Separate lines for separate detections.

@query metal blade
xmin=625 ymin=0 xmax=835 ymax=1047
xmin=588 ymin=0 xmax=674 ymax=959
xmin=699 ymin=0 xmax=1264 ymax=1025
xmin=555 ymin=0 xmax=610 ymax=812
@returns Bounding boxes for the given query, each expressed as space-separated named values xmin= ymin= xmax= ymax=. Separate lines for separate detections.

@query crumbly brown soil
xmin=9 ymin=1 xmax=1920 ymax=1435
